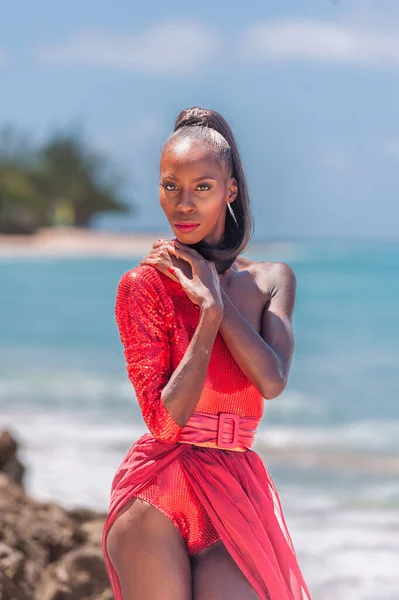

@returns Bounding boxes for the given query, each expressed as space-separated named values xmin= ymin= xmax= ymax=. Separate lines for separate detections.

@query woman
xmin=102 ymin=107 xmax=312 ymax=600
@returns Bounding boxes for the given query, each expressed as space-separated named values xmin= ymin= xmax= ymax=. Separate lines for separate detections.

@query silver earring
xmin=227 ymin=202 xmax=238 ymax=227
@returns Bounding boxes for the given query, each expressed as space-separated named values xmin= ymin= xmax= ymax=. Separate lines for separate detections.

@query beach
xmin=0 ymin=226 xmax=297 ymax=259
xmin=0 ymin=227 xmax=171 ymax=257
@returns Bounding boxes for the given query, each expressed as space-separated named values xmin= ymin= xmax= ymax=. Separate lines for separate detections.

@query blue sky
xmin=1 ymin=0 xmax=399 ymax=240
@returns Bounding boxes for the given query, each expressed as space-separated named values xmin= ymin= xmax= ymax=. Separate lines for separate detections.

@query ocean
xmin=1 ymin=239 xmax=398 ymax=599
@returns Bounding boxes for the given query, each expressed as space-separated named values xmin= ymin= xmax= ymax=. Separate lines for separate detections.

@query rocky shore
xmin=0 ymin=430 xmax=112 ymax=600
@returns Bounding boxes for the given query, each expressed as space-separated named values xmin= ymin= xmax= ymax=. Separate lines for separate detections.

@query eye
xmin=163 ymin=183 xmax=177 ymax=191
xmin=197 ymin=184 xmax=211 ymax=191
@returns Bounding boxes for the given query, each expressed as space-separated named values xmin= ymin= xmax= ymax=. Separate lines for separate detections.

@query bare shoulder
xmin=236 ymin=257 xmax=297 ymax=299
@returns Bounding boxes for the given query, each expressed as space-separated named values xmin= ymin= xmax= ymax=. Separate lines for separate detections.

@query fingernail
xmin=168 ymin=266 xmax=175 ymax=274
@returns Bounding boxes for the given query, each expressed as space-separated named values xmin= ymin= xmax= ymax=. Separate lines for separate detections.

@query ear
xmin=227 ymin=177 xmax=238 ymax=202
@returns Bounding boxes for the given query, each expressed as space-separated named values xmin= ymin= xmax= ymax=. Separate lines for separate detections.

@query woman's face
xmin=159 ymin=138 xmax=238 ymax=245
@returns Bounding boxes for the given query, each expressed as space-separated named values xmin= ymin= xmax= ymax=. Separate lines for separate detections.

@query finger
xmin=140 ymin=257 xmax=160 ymax=266
xmin=140 ymin=254 xmax=156 ymax=264
xmin=152 ymin=239 xmax=169 ymax=248
xmin=145 ymin=247 xmax=168 ymax=260
xmin=166 ymin=244 xmax=195 ymax=266
xmin=173 ymin=241 xmax=203 ymax=259
xmin=168 ymin=265 xmax=186 ymax=282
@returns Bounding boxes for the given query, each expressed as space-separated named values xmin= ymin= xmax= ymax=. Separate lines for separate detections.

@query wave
xmin=0 ymin=372 xmax=326 ymax=416
xmin=257 ymin=420 xmax=399 ymax=453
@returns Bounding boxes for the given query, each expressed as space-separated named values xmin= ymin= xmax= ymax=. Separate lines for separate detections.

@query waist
xmin=178 ymin=412 xmax=258 ymax=453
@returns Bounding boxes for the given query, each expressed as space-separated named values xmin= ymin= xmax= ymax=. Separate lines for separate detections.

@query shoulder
xmin=118 ymin=265 xmax=165 ymax=293
xmin=238 ymin=257 xmax=296 ymax=299
xmin=117 ymin=265 xmax=173 ymax=312
xmin=258 ymin=261 xmax=296 ymax=292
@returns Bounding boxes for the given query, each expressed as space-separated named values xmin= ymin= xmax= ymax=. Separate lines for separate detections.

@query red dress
xmin=102 ymin=265 xmax=312 ymax=600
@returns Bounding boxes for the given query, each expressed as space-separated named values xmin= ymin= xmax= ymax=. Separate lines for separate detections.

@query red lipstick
xmin=174 ymin=222 xmax=200 ymax=232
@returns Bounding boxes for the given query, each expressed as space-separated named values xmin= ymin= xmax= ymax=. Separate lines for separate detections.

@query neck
xmin=214 ymin=257 xmax=236 ymax=274
xmin=188 ymin=236 xmax=237 ymax=275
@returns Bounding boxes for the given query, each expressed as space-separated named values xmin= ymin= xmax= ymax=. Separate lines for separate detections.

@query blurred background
xmin=1 ymin=1 xmax=398 ymax=599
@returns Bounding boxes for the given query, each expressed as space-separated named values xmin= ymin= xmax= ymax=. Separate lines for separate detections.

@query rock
xmin=0 ymin=567 xmax=33 ymax=600
xmin=79 ymin=519 xmax=107 ymax=548
xmin=0 ymin=543 xmax=25 ymax=582
xmin=0 ymin=431 xmax=25 ymax=487
xmin=37 ymin=547 xmax=110 ymax=600
xmin=0 ymin=431 xmax=112 ymax=600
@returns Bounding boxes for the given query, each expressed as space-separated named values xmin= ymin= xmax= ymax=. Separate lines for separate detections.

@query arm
xmin=218 ymin=262 xmax=296 ymax=400
xmin=161 ymin=306 xmax=222 ymax=428
xmin=115 ymin=266 xmax=222 ymax=444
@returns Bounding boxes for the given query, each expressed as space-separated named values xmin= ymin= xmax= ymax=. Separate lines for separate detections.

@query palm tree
xmin=0 ymin=126 xmax=42 ymax=233
xmin=33 ymin=131 xmax=131 ymax=227
xmin=0 ymin=126 xmax=133 ymax=233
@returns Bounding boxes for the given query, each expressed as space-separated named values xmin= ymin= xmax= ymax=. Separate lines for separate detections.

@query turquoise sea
xmin=1 ymin=239 xmax=398 ymax=599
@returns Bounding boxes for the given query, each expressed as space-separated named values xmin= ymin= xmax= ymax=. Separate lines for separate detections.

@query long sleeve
xmin=115 ymin=266 xmax=183 ymax=444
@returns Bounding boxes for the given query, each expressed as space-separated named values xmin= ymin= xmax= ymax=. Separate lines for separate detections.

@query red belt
xmin=178 ymin=412 xmax=258 ymax=452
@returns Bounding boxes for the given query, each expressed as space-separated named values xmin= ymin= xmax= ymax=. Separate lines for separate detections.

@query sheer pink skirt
xmin=102 ymin=431 xmax=312 ymax=600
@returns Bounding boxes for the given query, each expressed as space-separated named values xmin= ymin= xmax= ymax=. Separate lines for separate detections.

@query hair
xmin=161 ymin=107 xmax=254 ymax=274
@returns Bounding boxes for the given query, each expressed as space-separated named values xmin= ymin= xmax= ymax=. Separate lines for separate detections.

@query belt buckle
xmin=217 ymin=412 xmax=240 ymax=449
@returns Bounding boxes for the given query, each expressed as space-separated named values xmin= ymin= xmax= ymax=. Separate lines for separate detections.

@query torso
xmin=146 ymin=255 xmax=274 ymax=419
xmin=158 ymin=251 xmax=277 ymax=337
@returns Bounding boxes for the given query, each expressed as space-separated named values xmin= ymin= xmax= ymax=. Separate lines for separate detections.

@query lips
xmin=174 ymin=223 xmax=200 ymax=231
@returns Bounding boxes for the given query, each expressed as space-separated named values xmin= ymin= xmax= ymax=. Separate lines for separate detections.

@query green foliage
xmin=0 ymin=125 xmax=132 ymax=233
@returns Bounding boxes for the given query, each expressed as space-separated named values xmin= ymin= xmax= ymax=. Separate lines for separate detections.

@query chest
xmin=167 ymin=283 xmax=265 ymax=414
xmin=220 ymin=270 xmax=268 ymax=336
xmin=167 ymin=273 xmax=268 ymax=361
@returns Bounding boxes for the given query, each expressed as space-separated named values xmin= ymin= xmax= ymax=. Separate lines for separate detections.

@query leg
xmin=106 ymin=497 xmax=192 ymax=600
xmin=191 ymin=540 xmax=261 ymax=600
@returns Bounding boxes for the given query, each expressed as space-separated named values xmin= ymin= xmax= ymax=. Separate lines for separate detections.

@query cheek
xmin=200 ymin=200 xmax=226 ymax=227
xmin=206 ymin=192 xmax=227 ymax=216
xmin=159 ymin=190 xmax=169 ymax=210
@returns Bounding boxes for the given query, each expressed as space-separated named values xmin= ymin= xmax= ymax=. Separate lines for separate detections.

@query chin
xmin=173 ymin=230 xmax=204 ymax=245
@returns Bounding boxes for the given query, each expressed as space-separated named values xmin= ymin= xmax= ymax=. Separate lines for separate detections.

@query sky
xmin=1 ymin=0 xmax=399 ymax=240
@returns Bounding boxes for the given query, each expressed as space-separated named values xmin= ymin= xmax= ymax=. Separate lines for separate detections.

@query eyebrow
xmin=162 ymin=175 xmax=217 ymax=182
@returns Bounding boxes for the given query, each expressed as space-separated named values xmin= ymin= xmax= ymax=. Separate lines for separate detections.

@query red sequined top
xmin=115 ymin=265 xmax=265 ymax=444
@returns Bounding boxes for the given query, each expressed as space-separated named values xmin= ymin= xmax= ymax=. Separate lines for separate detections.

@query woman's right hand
xmin=165 ymin=240 xmax=224 ymax=315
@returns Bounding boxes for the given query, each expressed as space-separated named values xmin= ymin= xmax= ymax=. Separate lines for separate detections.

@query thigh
xmin=106 ymin=497 xmax=192 ymax=600
xmin=191 ymin=540 xmax=260 ymax=600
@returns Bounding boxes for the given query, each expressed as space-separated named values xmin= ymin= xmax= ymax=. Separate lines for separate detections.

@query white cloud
xmin=36 ymin=23 xmax=221 ymax=74
xmin=242 ymin=19 xmax=399 ymax=68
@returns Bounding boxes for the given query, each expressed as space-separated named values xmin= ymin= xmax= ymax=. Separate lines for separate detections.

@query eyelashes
xmin=161 ymin=183 xmax=212 ymax=192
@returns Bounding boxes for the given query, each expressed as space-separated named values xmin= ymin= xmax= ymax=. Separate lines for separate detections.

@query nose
xmin=176 ymin=188 xmax=196 ymax=212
